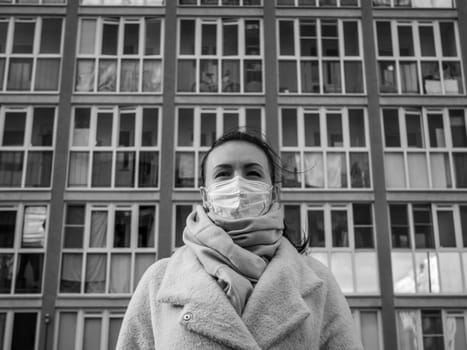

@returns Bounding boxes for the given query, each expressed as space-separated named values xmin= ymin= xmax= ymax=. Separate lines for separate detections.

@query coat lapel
xmin=241 ymin=239 xmax=323 ymax=349
xmin=156 ymin=247 xmax=261 ymax=350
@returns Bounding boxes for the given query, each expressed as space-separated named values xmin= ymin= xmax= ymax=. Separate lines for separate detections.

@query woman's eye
xmin=215 ymin=171 xmax=229 ymax=178
xmin=247 ymin=171 xmax=261 ymax=177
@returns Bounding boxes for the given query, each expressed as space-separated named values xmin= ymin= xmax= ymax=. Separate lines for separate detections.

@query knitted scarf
xmin=183 ymin=203 xmax=284 ymax=315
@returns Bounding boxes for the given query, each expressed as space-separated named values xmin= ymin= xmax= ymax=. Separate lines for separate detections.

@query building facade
xmin=0 ymin=0 xmax=466 ymax=349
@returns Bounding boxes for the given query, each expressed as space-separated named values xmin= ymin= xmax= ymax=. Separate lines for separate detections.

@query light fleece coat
xmin=116 ymin=238 xmax=364 ymax=350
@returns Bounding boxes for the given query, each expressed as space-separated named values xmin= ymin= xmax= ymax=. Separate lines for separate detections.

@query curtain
xmin=35 ymin=59 xmax=59 ymax=91
xmin=281 ymin=152 xmax=301 ymax=187
xmin=75 ymin=60 xmax=95 ymax=92
xmin=110 ymin=254 xmax=130 ymax=293
xmin=304 ymin=152 xmax=324 ymax=188
xmin=350 ymin=153 xmax=370 ymax=188
xmin=397 ymin=311 xmax=419 ymax=350
xmin=7 ymin=59 xmax=32 ymax=90
xmin=120 ymin=60 xmax=139 ymax=92
xmin=22 ymin=206 xmax=47 ymax=248
xmin=0 ymin=151 xmax=23 ymax=187
xmin=175 ymin=152 xmax=194 ymax=187
xmin=0 ymin=254 xmax=14 ymax=293
xmin=438 ymin=253 xmax=463 ymax=292
xmin=85 ymin=254 xmax=106 ymax=293
xmin=143 ymin=60 xmax=162 ymax=92
xmin=25 ymin=151 xmax=52 ymax=187
xmin=60 ymin=254 xmax=82 ymax=293
xmin=98 ymin=60 xmax=117 ymax=92
xmin=327 ymin=152 xmax=346 ymax=188
xmin=68 ymin=152 xmax=89 ymax=187
xmin=90 ymin=211 xmax=107 ymax=248
xmin=301 ymin=61 xmax=319 ymax=93
xmin=400 ymin=62 xmax=419 ymax=93
xmin=323 ymin=61 xmax=341 ymax=93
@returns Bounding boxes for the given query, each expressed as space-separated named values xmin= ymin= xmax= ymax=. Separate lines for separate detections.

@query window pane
xmin=64 ymin=205 xmax=85 ymax=248
xmin=350 ymin=153 xmax=370 ymax=188
xmin=246 ymin=109 xmax=261 ymax=133
xmin=245 ymin=21 xmax=260 ymax=55
xmin=68 ymin=152 xmax=89 ymax=187
xmin=123 ymin=23 xmax=139 ymax=55
xmin=85 ymin=254 xmax=106 ymax=293
xmin=40 ymin=18 xmax=62 ymax=53
xmin=408 ymin=153 xmax=429 ymax=188
xmin=114 ymin=211 xmax=131 ymax=248
xmin=25 ymin=151 xmax=53 ymax=187
xmin=60 ymin=253 xmax=82 ymax=293
xmin=12 ymin=313 xmax=37 ymax=350
xmin=323 ymin=61 xmax=341 ymax=93
xmin=180 ymin=20 xmax=195 ymax=55
xmin=79 ymin=19 xmax=96 ymax=54
xmin=301 ymin=61 xmax=319 ymax=92
xmin=102 ymin=21 xmax=118 ymax=55
xmin=279 ymin=61 xmax=297 ymax=93
xmin=308 ymin=210 xmax=324 ymax=247
xmin=145 ymin=18 xmax=160 ymax=55
xmin=304 ymin=152 xmax=324 ymax=188
xmin=419 ymin=26 xmax=435 ymax=56
xmin=360 ymin=312 xmax=380 ymax=350
xmin=392 ymin=253 xmax=415 ymax=293
xmin=304 ymin=112 xmax=320 ymax=146
xmin=300 ymin=21 xmax=317 ymax=56
xmin=0 ymin=59 xmax=5 ymax=88
xmin=13 ymin=22 xmax=35 ymax=53
xmin=135 ymin=253 xmax=154 ymax=286
xmin=32 ymin=108 xmax=54 ymax=146
xmin=22 ymin=206 xmax=46 ymax=248
xmin=119 ymin=113 xmax=136 ymax=146
xmin=15 ymin=253 xmax=43 ymax=293
xmin=343 ymin=22 xmax=359 ymax=56
xmin=321 ymin=21 xmax=338 ymax=56
xmin=422 ymin=62 xmax=441 ymax=94
xmin=283 ymin=205 xmax=302 ymax=247
xmin=0 ymin=255 xmax=13 ymax=293
xmin=379 ymin=61 xmax=397 ymax=92
xmin=355 ymin=253 xmax=378 ymax=293
xmin=440 ymin=22 xmax=456 ymax=57
xmin=450 ymin=110 xmax=466 ymax=147
xmin=427 ymin=113 xmax=445 ymax=147
xmin=439 ymin=253 xmax=462 ymax=292
xmin=98 ymin=60 xmax=117 ymax=92
xmin=397 ymin=311 xmax=419 ymax=349
xmin=430 ymin=153 xmax=452 ymax=188
xmin=377 ymin=22 xmax=392 ymax=56
xmin=92 ymin=152 xmax=112 ymax=187
xmin=115 ymin=152 xmax=135 ymax=187
xmin=406 ymin=113 xmax=423 ymax=147
xmin=84 ymin=318 xmax=102 ymax=348
xmin=391 ymin=205 xmax=410 ymax=248
xmin=446 ymin=315 xmax=467 ymax=350
xmin=57 ymin=313 xmax=77 ymax=350
xmin=90 ymin=211 xmax=107 ymax=248
xmin=327 ymin=113 xmax=343 ymax=147
xmin=454 ymin=153 xmax=467 ymax=188
xmin=385 ymin=153 xmax=406 ymax=188
xmin=199 ymin=59 xmax=218 ymax=92
xmin=175 ymin=152 xmax=195 ymax=187
xmin=7 ymin=58 xmax=32 ymax=90
xmin=461 ymin=206 xmax=467 ymax=248
xmin=398 ymin=26 xmax=414 ymax=56
xmin=413 ymin=205 xmax=434 ymax=248
xmin=344 ymin=62 xmax=363 ymax=93
xmin=331 ymin=253 xmax=353 ymax=293
xmin=175 ymin=205 xmax=192 ymax=248
xmin=120 ymin=60 xmax=139 ymax=92
xmin=349 ymin=109 xmax=365 ymax=147
xmin=400 ymin=62 xmax=419 ymax=93
xmin=223 ymin=20 xmax=238 ymax=55
xmin=281 ymin=109 xmax=298 ymax=146
xmin=0 ymin=22 xmax=8 ymax=53
xmin=281 ymin=152 xmax=301 ymax=187
xmin=108 ymin=318 xmax=123 ymax=350
xmin=138 ymin=206 xmax=155 ymax=247
xmin=202 ymin=23 xmax=216 ymax=55
xmin=443 ymin=62 xmax=463 ymax=94
xmin=244 ymin=60 xmax=262 ymax=92
xmin=353 ymin=204 xmax=373 ymax=248
xmin=0 ymin=151 xmax=23 ymax=187
xmin=95 ymin=112 xmax=113 ymax=147
xmin=3 ymin=112 xmax=26 ymax=146
xmin=222 ymin=60 xmax=240 ymax=92
xmin=110 ymin=254 xmax=131 ymax=293
xmin=331 ymin=210 xmax=348 ymax=247
xmin=223 ymin=112 xmax=239 ymax=133
xmin=177 ymin=60 xmax=196 ymax=92
xmin=139 ymin=151 xmax=158 ymax=187
xmin=143 ymin=60 xmax=162 ymax=92
xmin=327 ymin=152 xmax=347 ymax=188
xmin=437 ymin=211 xmax=455 ymax=247
xmin=75 ymin=60 xmax=95 ymax=92
xmin=0 ymin=211 xmax=16 ymax=248
xmin=178 ymin=109 xmax=194 ymax=146
xmin=279 ymin=21 xmax=294 ymax=55
xmin=200 ymin=113 xmax=216 ymax=147
xmin=142 ymin=108 xmax=158 ymax=146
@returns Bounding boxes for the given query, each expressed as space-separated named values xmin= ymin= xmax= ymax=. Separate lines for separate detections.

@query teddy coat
xmin=116 ymin=237 xmax=364 ymax=350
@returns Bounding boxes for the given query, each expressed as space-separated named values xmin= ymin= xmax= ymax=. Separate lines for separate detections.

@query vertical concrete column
xmin=39 ymin=2 xmax=79 ymax=350
xmin=157 ymin=1 xmax=178 ymax=259
xmin=360 ymin=3 xmax=397 ymax=349
xmin=457 ymin=0 xmax=467 ymax=93
xmin=263 ymin=1 xmax=279 ymax=155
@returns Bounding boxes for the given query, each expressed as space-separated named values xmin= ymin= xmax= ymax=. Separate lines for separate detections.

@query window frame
xmin=0 ymin=310 xmax=40 ymax=350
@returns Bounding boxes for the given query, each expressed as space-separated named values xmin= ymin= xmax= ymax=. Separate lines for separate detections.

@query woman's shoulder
xmin=137 ymin=257 xmax=171 ymax=288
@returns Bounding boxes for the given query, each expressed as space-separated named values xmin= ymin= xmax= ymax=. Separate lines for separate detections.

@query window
xmin=55 ymin=310 xmax=124 ymax=350
xmin=278 ymin=19 xmax=363 ymax=94
xmin=179 ymin=0 xmax=261 ymax=5
xmin=383 ymin=107 xmax=467 ymax=189
xmin=0 ymin=17 xmax=63 ymax=92
xmin=175 ymin=107 xmax=264 ymax=188
xmin=373 ymin=0 xmax=454 ymax=7
xmin=60 ymin=204 xmax=157 ymax=294
xmin=0 ymin=205 xmax=47 ymax=294
xmin=177 ymin=18 xmax=263 ymax=93
xmin=396 ymin=309 xmax=467 ymax=350
xmin=280 ymin=107 xmax=370 ymax=189
xmin=0 ymin=0 xmax=65 ymax=4
xmin=0 ymin=311 xmax=39 ymax=350
xmin=0 ymin=106 xmax=55 ymax=188
xmin=173 ymin=204 xmax=198 ymax=250
xmin=81 ymin=0 xmax=164 ymax=4
xmin=285 ymin=203 xmax=379 ymax=294
xmin=376 ymin=20 xmax=463 ymax=94
xmin=352 ymin=310 xmax=383 ymax=350
xmin=390 ymin=203 xmax=467 ymax=294
xmin=75 ymin=17 xmax=163 ymax=93
xmin=277 ymin=0 xmax=359 ymax=6
xmin=68 ymin=106 xmax=160 ymax=188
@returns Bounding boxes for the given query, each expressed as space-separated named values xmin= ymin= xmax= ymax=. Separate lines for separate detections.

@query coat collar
xmin=156 ymin=238 xmax=323 ymax=350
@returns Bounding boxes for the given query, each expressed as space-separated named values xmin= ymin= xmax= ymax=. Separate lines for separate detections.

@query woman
xmin=117 ymin=131 xmax=363 ymax=350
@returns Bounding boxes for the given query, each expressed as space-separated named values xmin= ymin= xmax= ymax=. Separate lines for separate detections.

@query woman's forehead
xmin=206 ymin=141 xmax=270 ymax=169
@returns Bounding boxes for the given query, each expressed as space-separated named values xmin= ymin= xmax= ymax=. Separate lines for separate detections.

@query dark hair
xmin=200 ymin=130 xmax=309 ymax=253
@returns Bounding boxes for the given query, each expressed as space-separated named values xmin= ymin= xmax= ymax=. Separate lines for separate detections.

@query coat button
xmin=183 ymin=312 xmax=193 ymax=321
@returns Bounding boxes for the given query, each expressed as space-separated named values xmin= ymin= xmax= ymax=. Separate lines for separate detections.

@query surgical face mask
xmin=202 ymin=176 xmax=273 ymax=219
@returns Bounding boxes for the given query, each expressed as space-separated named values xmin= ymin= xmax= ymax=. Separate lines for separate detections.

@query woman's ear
xmin=271 ymin=185 xmax=280 ymax=203
xmin=199 ymin=187 xmax=209 ymax=209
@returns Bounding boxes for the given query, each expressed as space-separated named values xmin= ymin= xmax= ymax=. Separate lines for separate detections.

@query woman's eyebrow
xmin=244 ymin=162 xmax=265 ymax=169
xmin=213 ymin=164 xmax=232 ymax=171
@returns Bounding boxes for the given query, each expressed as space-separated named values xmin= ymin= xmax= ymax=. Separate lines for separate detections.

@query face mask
xmin=202 ymin=176 xmax=273 ymax=219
